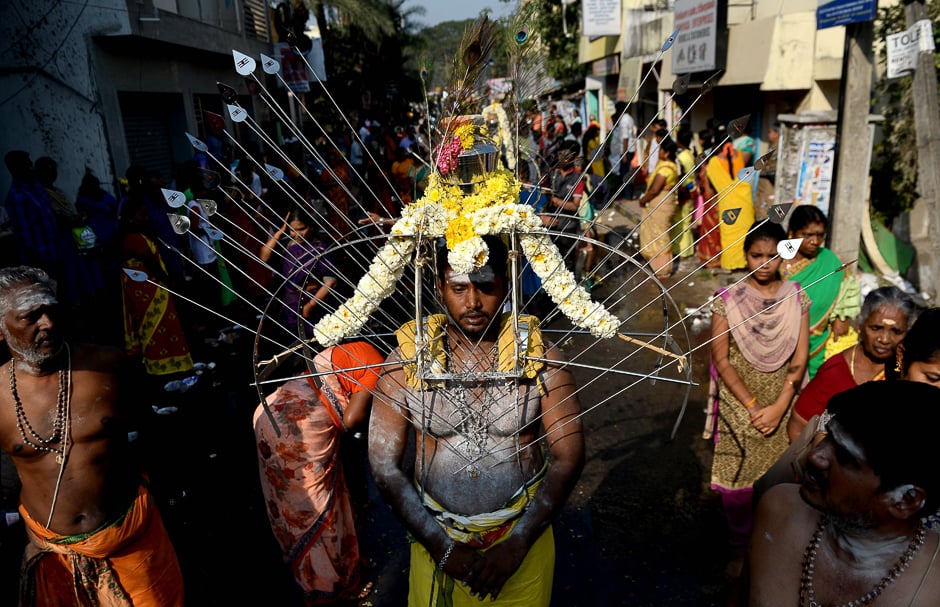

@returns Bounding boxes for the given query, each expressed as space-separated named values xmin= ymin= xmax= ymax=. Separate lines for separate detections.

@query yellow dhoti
xmin=408 ymin=469 xmax=553 ymax=606
xmin=408 ymin=526 xmax=554 ymax=607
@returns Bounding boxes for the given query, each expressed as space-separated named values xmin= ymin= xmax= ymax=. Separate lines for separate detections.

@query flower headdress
xmin=313 ymin=15 xmax=620 ymax=347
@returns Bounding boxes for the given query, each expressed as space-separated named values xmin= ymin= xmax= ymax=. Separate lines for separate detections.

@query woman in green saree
xmin=781 ymin=205 xmax=860 ymax=378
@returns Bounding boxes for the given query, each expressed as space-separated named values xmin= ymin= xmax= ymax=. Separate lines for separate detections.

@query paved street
xmin=1 ymin=213 xmax=735 ymax=606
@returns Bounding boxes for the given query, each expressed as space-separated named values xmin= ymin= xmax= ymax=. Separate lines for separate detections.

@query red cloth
xmin=793 ymin=352 xmax=856 ymax=421
xmin=696 ymin=198 xmax=722 ymax=268
xmin=121 ymin=232 xmax=194 ymax=375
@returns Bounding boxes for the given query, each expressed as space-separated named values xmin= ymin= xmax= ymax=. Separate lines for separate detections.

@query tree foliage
xmin=871 ymin=0 xmax=940 ymax=222
xmin=411 ymin=20 xmax=477 ymax=93
xmin=297 ymin=0 xmax=425 ymax=118
xmin=410 ymin=1 xmax=587 ymax=97
xmin=526 ymin=0 xmax=585 ymax=84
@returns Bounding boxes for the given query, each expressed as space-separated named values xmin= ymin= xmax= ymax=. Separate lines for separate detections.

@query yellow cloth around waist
xmin=408 ymin=467 xmax=553 ymax=607
xmin=409 ymin=527 xmax=554 ymax=607
xmin=418 ymin=462 xmax=546 ymax=548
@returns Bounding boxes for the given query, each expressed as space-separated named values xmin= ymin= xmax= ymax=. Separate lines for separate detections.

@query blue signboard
xmin=817 ymin=0 xmax=878 ymax=30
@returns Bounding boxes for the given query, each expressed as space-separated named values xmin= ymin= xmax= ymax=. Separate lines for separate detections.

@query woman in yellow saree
xmin=638 ymin=136 xmax=680 ymax=278
xmin=705 ymin=140 xmax=754 ymax=271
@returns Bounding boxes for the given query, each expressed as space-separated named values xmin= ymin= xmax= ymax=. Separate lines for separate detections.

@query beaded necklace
xmin=446 ymin=335 xmax=500 ymax=477
xmin=10 ymin=350 xmax=71 ymax=464
xmin=800 ymin=515 xmax=928 ymax=607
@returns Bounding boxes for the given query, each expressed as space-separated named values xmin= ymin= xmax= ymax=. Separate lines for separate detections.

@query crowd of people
xmin=2 ymin=93 xmax=940 ymax=607
xmin=523 ymin=101 xmax=785 ymax=283
xmin=699 ymin=205 xmax=940 ymax=606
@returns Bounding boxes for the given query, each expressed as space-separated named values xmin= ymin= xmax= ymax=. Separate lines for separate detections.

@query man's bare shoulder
xmin=751 ymin=484 xmax=818 ymax=570
xmin=70 ymin=342 xmax=125 ymax=373
xmin=754 ymin=483 xmax=816 ymax=531
xmin=748 ymin=485 xmax=818 ymax=607
xmin=539 ymin=342 xmax=577 ymax=390
xmin=379 ymin=348 xmax=404 ymax=375
xmin=375 ymin=348 xmax=407 ymax=397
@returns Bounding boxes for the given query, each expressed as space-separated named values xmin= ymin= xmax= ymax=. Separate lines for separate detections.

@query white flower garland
xmin=449 ymin=237 xmax=488 ymax=275
xmin=391 ymin=201 xmax=450 ymax=238
xmin=312 ymin=199 xmax=620 ymax=344
xmin=313 ymin=236 xmax=416 ymax=346
xmin=484 ymin=102 xmax=515 ymax=170
xmin=519 ymin=233 xmax=620 ymax=339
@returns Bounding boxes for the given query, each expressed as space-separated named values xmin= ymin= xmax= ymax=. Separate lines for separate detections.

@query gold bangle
xmin=744 ymin=397 xmax=757 ymax=408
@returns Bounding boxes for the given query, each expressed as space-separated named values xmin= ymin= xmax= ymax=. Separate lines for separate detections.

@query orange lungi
xmin=19 ymin=484 xmax=183 ymax=607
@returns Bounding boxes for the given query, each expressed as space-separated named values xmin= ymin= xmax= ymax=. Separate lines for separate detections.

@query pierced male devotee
xmin=368 ymin=235 xmax=585 ymax=606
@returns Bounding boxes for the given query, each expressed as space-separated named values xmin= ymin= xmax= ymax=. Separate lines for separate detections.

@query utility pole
xmin=829 ymin=20 xmax=874 ymax=266
xmin=905 ymin=0 xmax=940 ymax=301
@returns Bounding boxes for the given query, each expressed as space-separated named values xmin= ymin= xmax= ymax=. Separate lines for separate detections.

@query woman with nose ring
xmin=786 ymin=286 xmax=916 ymax=442
xmin=781 ymin=205 xmax=861 ymax=378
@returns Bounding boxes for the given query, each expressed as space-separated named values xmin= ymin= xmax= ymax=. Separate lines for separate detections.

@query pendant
xmin=467 ymin=464 xmax=480 ymax=479
xmin=56 ymin=453 xmax=64 ymax=464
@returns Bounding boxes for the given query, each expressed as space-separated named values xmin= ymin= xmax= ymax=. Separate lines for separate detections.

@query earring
xmin=895 ymin=351 xmax=903 ymax=373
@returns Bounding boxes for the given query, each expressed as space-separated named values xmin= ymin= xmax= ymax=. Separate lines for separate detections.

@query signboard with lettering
xmin=672 ymin=0 xmax=718 ymax=74
xmin=583 ymin=0 xmax=622 ymax=38
xmin=796 ymin=139 xmax=836 ymax=217
xmin=886 ymin=19 xmax=936 ymax=79
xmin=592 ymin=55 xmax=620 ymax=78
xmin=816 ymin=0 xmax=877 ymax=31
xmin=274 ymin=43 xmax=311 ymax=93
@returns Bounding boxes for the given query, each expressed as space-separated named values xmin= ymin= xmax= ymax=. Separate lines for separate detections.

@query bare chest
xmin=404 ymin=380 xmax=540 ymax=435
xmin=0 ymin=369 xmax=121 ymax=457
xmin=800 ymin=531 xmax=940 ymax=607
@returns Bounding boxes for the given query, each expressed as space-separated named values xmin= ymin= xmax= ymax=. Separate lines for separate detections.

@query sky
xmin=404 ymin=0 xmax=515 ymax=27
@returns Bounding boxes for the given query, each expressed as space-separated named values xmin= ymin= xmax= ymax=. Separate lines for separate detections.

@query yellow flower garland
xmin=311 ymin=118 xmax=621 ymax=346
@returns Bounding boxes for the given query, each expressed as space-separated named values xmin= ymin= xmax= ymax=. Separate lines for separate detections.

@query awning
xmin=657 ymin=11 xmax=820 ymax=91
xmin=719 ymin=16 xmax=776 ymax=86
xmin=721 ymin=11 xmax=818 ymax=90
xmin=579 ymin=34 xmax=621 ymax=64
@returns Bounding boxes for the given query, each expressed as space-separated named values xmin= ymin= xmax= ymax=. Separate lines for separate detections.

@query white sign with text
xmin=583 ymin=0 xmax=622 ymax=38
xmin=886 ymin=19 xmax=935 ymax=79
xmin=672 ymin=0 xmax=718 ymax=74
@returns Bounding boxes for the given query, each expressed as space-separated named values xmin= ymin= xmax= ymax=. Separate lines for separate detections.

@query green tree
xmin=298 ymin=0 xmax=425 ymax=118
xmin=871 ymin=0 xmax=940 ymax=222
xmin=410 ymin=20 xmax=475 ymax=93
xmin=526 ymin=0 xmax=584 ymax=84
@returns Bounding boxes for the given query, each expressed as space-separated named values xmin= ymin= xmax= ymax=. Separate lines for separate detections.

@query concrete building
xmin=0 ymin=0 xmax=274 ymax=201
xmin=579 ymin=0 xmax=899 ymax=154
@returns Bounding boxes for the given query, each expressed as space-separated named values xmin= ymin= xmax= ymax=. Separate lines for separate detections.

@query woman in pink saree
xmin=253 ymin=341 xmax=384 ymax=604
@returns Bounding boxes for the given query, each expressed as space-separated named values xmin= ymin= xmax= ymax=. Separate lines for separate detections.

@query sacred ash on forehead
xmin=10 ymin=285 xmax=57 ymax=313
xmin=446 ymin=266 xmax=497 ymax=285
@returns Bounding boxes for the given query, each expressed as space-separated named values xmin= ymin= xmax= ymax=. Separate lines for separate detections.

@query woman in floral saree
xmin=253 ymin=340 xmax=384 ymax=605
